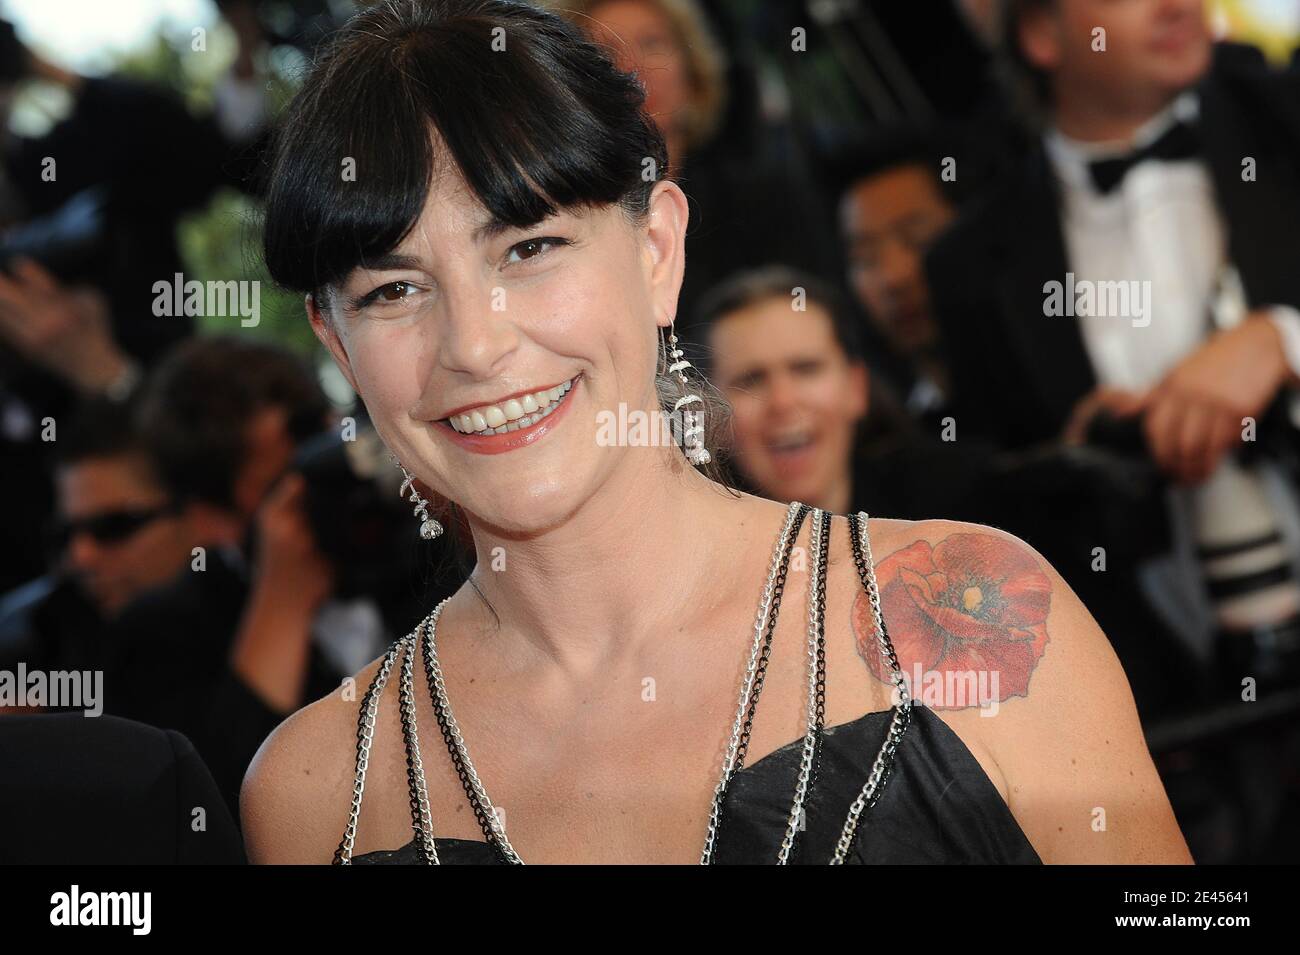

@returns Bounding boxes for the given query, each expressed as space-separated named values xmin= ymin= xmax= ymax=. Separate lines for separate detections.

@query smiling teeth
xmin=448 ymin=377 xmax=576 ymax=435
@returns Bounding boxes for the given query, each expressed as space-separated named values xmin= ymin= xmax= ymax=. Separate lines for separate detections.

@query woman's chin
xmin=458 ymin=482 xmax=593 ymax=537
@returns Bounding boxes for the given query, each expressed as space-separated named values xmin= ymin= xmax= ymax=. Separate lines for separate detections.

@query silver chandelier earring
xmin=397 ymin=465 xmax=444 ymax=540
xmin=665 ymin=321 xmax=712 ymax=467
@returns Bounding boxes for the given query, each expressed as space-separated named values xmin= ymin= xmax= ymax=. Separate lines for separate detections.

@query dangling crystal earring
xmin=397 ymin=465 xmax=444 ymax=540
xmin=664 ymin=321 xmax=711 ymax=467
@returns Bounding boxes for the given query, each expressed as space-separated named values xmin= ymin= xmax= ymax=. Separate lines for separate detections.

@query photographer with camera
xmin=97 ymin=335 xmax=462 ymax=817
xmin=96 ymin=337 xmax=340 ymax=814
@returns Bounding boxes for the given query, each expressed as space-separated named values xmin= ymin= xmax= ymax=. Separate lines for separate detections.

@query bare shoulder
xmin=240 ymin=653 xmax=388 ymax=864
xmin=850 ymin=514 xmax=1192 ymax=863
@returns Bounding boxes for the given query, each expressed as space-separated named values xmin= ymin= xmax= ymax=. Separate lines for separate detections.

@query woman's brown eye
xmin=506 ymin=236 xmax=568 ymax=265
xmin=380 ymin=282 xmax=410 ymax=301
xmin=514 ymin=240 xmax=546 ymax=261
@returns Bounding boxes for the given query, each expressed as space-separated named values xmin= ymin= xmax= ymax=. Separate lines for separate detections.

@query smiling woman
xmin=242 ymin=0 xmax=1192 ymax=867
xmin=260 ymin=0 xmax=733 ymax=486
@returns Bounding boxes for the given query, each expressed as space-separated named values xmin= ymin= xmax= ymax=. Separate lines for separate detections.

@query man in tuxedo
xmin=927 ymin=0 xmax=1300 ymax=692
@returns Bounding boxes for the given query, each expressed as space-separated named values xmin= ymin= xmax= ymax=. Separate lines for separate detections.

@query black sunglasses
xmin=49 ymin=505 xmax=175 ymax=550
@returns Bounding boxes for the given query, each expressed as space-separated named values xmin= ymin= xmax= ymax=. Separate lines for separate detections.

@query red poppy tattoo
xmin=853 ymin=533 xmax=1052 ymax=707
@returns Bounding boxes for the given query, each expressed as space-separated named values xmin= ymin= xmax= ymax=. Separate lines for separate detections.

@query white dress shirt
xmin=1044 ymin=94 xmax=1300 ymax=640
xmin=1044 ymin=92 xmax=1300 ymax=389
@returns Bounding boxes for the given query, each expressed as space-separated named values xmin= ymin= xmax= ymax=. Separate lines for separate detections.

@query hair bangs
xmin=262 ymin=0 xmax=667 ymax=302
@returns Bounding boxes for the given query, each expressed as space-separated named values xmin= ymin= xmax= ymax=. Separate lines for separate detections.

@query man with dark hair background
xmin=832 ymin=128 xmax=966 ymax=433
xmin=101 ymin=336 xmax=349 ymax=816
xmin=0 ymin=397 xmax=197 ymax=685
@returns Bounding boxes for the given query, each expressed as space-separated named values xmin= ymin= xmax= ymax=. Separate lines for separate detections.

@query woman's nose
xmin=435 ymin=283 xmax=522 ymax=379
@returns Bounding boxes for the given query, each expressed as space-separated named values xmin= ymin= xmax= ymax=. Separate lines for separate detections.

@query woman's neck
xmin=456 ymin=446 xmax=754 ymax=682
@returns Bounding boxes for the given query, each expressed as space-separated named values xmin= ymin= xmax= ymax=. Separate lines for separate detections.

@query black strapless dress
xmin=343 ymin=506 xmax=1043 ymax=865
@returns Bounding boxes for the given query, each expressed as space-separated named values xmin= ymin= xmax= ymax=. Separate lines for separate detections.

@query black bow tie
xmin=1086 ymin=120 xmax=1201 ymax=194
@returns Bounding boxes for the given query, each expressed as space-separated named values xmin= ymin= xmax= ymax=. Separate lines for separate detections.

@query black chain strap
xmin=364 ymin=504 xmax=858 ymax=866
xmin=730 ymin=502 xmax=811 ymax=774
xmin=844 ymin=513 xmax=913 ymax=858
xmin=795 ymin=507 xmax=831 ymax=862
xmin=846 ymin=513 xmax=908 ymax=687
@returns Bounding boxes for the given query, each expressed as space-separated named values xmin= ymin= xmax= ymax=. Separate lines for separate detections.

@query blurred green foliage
xmin=112 ymin=22 xmax=318 ymax=358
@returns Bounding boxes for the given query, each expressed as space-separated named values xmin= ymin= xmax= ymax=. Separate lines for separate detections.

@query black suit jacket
xmin=926 ymin=43 xmax=1300 ymax=450
xmin=0 ymin=714 xmax=245 ymax=864
xmin=103 ymin=546 xmax=342 ymax=821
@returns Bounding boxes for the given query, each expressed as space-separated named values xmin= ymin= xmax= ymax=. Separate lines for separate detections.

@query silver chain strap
xmin=421 ymin=501 xmax=809 ymax=866
xmin=777 ymin=505 xmax=828 ymax=863
xmin=334 ymin=638 xmax=403 ymax=864
xmin=398 ymin=629 xmax=440 ymax=864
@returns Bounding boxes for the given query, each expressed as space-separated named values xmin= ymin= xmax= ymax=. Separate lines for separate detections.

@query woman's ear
xmin=306 ymin=292 xmax=360 ymax=393
xmin=641 ymin=179 xmax=689 ymax=331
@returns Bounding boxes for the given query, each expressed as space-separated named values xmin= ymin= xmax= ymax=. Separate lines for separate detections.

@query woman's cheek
xmin=532 ymin=272 xmax=596 ymax=339
xmin=347 ymin=328 xmax=423 ymax=432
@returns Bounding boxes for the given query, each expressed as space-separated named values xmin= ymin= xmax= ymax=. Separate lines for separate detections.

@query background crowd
xmin=1 ymin=0 xmax=1299 ymax=863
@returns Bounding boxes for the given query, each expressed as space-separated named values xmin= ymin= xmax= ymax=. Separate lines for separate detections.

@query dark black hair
xmin=135 ymin=336 xmax=330 ymax=509
xmin=827 ymin=124 xmax=970 ymax=209
xmin=55 ymin=396 xmax=153 ymax=472
xmin=692 ymin=264 xmax=866 ymax=372
xmin=261 ymin=0 xmax=669 ymax=305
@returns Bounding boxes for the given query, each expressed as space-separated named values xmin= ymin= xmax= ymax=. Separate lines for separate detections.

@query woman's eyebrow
xmin=473 ymin=215 xmax=517 ymax=244
xmin=354 ymin=215 xmax=562 ymax=272
xmin=356 ymin=251 xmax=425 ymax=272
xmin=473 ymin=210 xmax=565 ymax=244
